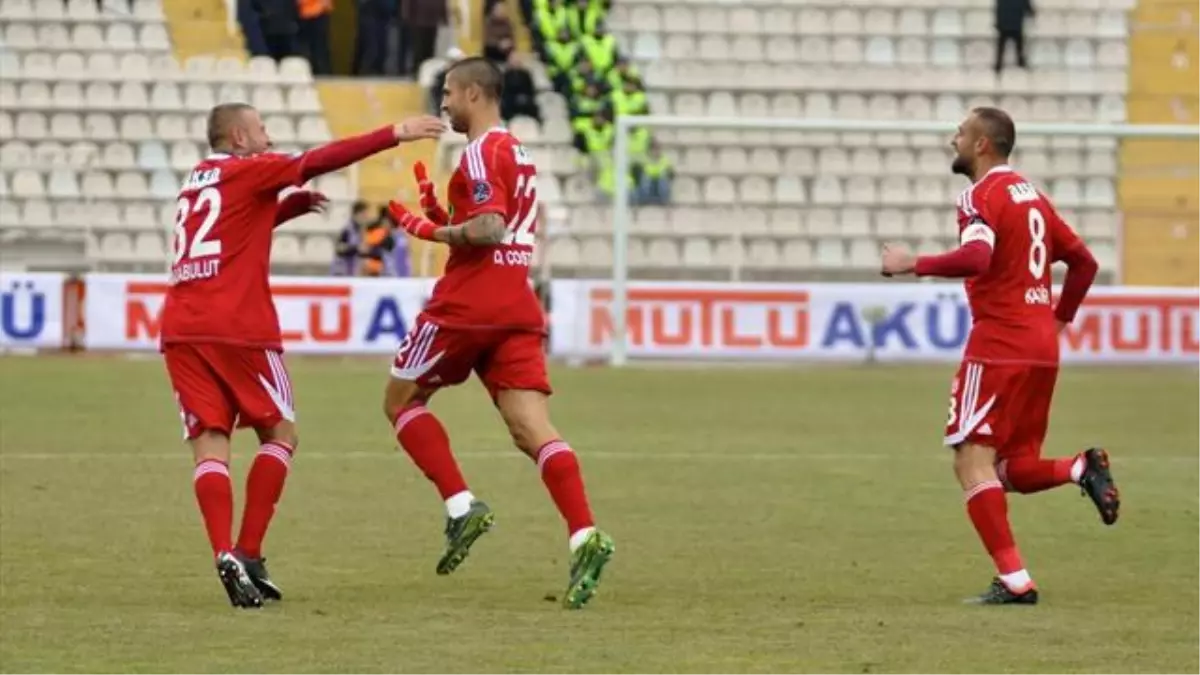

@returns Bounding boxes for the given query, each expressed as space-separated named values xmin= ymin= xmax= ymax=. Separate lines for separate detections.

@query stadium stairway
xmin=162 ymin=0 xmax=245 ymax=61
xmin=1120 ymin=0 xmax=1198 ymax=286
xmin=317 ymin=80 xmax=450 ymax=275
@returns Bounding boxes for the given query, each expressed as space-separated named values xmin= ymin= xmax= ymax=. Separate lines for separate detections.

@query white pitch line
xmin=0 ymin=451 xmax=1191 ymax=463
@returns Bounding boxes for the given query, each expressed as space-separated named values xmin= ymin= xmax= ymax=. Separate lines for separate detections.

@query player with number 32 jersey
xmin=881 ymin=107 xmax=1118 ymax=606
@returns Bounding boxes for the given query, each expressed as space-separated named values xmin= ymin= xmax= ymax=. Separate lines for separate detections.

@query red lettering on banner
xmin=123 ymin=281 xmax=352 ymax=344
xmin=1061 ymin=295 xmax=1199 ymax=355
xmin=588 ymin=287 xmax=810 ymax=351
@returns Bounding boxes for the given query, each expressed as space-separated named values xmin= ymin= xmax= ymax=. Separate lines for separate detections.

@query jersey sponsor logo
xmin=1025 ymin=286 xmax=1050 ymax=305
xmin=587 ymin=287 xmax=810 ymax=351
xmin=472 ymin=180 xmax=493 ymax=205
xmin=1006 ymin=182 xmax=1040 ymax=204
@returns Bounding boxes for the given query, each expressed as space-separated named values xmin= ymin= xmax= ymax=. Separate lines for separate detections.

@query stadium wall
xmin=2 ymin=272 xmax=1196 ymax=365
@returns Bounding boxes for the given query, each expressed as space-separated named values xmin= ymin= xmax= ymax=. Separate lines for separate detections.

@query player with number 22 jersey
xmin=881 ymin=107 xmax=1118 ymax=606
xmin=384 ymin=57 xmax=613 ymax=610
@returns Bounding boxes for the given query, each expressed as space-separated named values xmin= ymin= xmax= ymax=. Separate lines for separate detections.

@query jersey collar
xmin=975 ymin=164 xmax=1013 ymax=184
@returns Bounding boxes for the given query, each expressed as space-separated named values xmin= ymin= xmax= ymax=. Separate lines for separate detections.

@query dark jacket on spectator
xmin=995 ymin=0 xmax=1034 ymax=32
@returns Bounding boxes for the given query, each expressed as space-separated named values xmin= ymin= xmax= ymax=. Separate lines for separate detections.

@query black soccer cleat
xmin=436 ymin=500 xmax=495 ymax=576
xmin=215 ymin=551 xmax=264 ymax=609
xmin=237 ymin=552 xmax=283 ymax=602
xmin=1079 ymin=447 xmax=1120 ymax=525
xmin=965 ymin=578 xmax=1039 ymax=605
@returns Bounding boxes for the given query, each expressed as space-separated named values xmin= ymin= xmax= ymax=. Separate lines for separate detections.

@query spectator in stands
xmin=605 ymin=54 xmax=641 ymax=91
xmin=428 ymin=47 xmax=464 ymax=114
xmin=379 ymin=208 xmax=411 ymax=276
xmin=402 ymin=0 xmax=447 ymax=76
xmin=567 ymin=0 xmax=603 ymax=36
xmin=354 ymin=0 xmax=397 ymax=75
xmin=534 ymin=0 xmax=570 ymax=51
xmin=484 ymin=1 xmax=516 ymax=64
xmin=359 ymin=214 xmax=396 ymax=277
xmin=995 ymin=0 xmax=1035 ymax=74
xmin=569 ymin=82 xmax=606 ymax=136
xmin=238 ymin=0 xmax=271 ymax=57
xmin=501 ymin=52 xmax=542 ymax=123
xmin=634 ymin=140 xmax=673 ymax=205
xmin=568 ymin=58 xmax=604 ymax=96
xmin=332 ymin=201 xmax=372 ymax=276
xmin=543 ymin=27 xmax=580 ymax=93
xmin=296 ymin=0 xmax=334 ymax=75
xmin=255 ymin=0 xmax=300 ymax=61
xmin=580 ymin=20 xmax=617 ymax=73
xmin=610 ymin=77 xmax=648 ymax=117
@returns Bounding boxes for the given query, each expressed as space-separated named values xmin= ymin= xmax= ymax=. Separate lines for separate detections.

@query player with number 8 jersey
xmin=161 ymin=103 xmax=446 ymax=609
xmin=881 ymin=107 xmax=1118 ymax=606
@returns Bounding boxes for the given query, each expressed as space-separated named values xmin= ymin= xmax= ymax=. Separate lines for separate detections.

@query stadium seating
xmin=0 ymin=0 xmax=352 ymax=272
xmin=424 ymin=0 xmax=1132 ymax=280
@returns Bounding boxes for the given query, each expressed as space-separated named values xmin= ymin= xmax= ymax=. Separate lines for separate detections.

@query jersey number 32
xmin=173 ymin=187 xmax=223 ymax=264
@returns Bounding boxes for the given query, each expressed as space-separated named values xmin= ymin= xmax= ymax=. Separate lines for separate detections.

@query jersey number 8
xmin=1027 ymin=207 xmax=1047 ymax=279
xmin=173 ymin=187 xmax=223 ymax=265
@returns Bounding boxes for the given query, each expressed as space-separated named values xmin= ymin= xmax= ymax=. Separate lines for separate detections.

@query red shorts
xmin=390 ymin=316 xmax=551 ymax=399
xmin=164 ymin=343 xmax=296 ymax=440
xmin=943 ymin=361 xmax=1058 ymax=459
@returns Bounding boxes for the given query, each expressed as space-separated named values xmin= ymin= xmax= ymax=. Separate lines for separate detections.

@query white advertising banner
xmin=83 ymin=274 xmax=434 ymax=353
xmin=549 ymin=280 xmax=1200 ymax=365
xmin=0 ymin=272 xmax=66 ymax=349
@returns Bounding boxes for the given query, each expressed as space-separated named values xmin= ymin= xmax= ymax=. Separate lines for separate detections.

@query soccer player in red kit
xmin=384 ymin=58 xmax=614 ymax=609
xmin=163 ymin=103 xmax=445 ymax=608
xmin=881 ymin=107 xmax=1120 ymax=604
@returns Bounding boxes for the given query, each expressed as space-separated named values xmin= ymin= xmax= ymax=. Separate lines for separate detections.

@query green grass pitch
xmin=0 ymin=356 xmax=1196 ymax=673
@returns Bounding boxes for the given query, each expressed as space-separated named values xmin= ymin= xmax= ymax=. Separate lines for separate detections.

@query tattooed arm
xmin=432 ymin=213 xmax=507 ymax=247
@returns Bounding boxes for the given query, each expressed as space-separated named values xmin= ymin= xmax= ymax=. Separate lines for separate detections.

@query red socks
xmin=964 ymin=480 xmax=1028 ymax=586
xmin=193 ymin=459 xmax=234 ymax=557
xmin=394 ymin=405 xmax=469 ymax=500
xmin=536 ymin=440 xmax=595 ymax=536
xmin=235 ymin=441 xmax=294 ymax=559
xmin=1000 ymin=455 xmax=1080 ymax=494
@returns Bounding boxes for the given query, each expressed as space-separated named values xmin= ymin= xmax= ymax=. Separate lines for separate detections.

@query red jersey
xmin=955 ymin=165 xmax=1086 ymax=366
xmin=160 ymin=152 xmax=306 ymax=351
xmin=421 ymin=127 xmax=544 ymax=331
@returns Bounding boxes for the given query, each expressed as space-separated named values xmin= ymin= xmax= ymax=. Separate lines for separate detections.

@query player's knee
xmin=953 ymin=443 xmax=998 ymax=487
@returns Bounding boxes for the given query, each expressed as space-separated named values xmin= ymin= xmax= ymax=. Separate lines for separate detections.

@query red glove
xmin=413 ymin=161 xmax=449 ymax=226
xmin=387 ymin=200 xmax=439 ymax=241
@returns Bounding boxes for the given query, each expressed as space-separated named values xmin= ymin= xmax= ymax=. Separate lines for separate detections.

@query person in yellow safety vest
xmin=635 ymin=140 xmax=673 ymax=205
xmin=605 ymin=54 xmax=641 ymax=91
xmin=567 ymin=58 xmax=604 ymax=97
xmin=536 ymin=0 xmax=571 ymax=45
xmin=567 ymin=0 xmax=604 ymax=36
xmin=542 ymin=27 xmax=579 ymax=91
xmin=580 ymin=21 xmax=617 ymax=73
xmin=610 ymin=77 xmax=649 ymax=117
xmin=570 ymin=82 xmax=606 ymax=134
xmin=627 ymin=125 xmax=650 ymax=162
xmin=573 ymin=104 xmax=612 ymax=153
